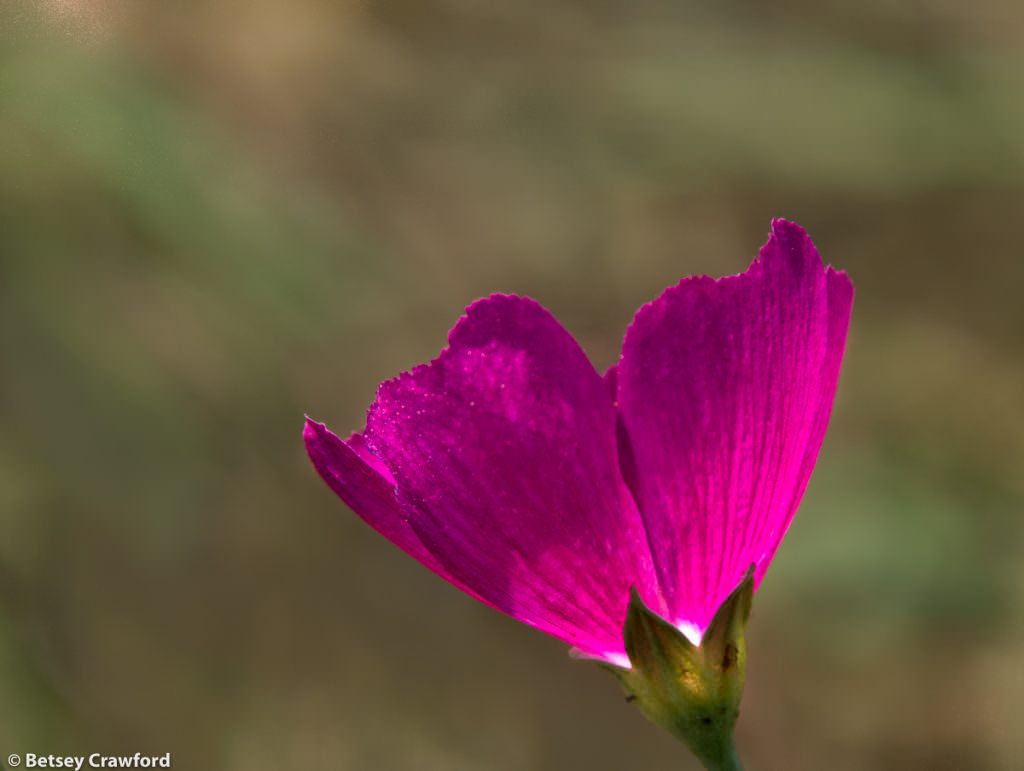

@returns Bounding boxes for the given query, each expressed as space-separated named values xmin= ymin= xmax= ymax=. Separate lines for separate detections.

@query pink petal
xmin=345 ymin=430 xmax=396 ymax=486
xmin=303 ymin=418 xmax=468 ymax=588
xmin=366 ymin=294 xmax=661 ymax=663
xmin=616 ymin=219 xmax=853 ymax=640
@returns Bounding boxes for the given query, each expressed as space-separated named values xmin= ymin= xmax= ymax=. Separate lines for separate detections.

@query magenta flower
xmin=304 ymin=219 xmax=852 ymax=766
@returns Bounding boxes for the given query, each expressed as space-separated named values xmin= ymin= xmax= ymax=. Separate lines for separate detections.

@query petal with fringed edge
xmin=303 ymin=419 xmax=480 ymax=595
xmin=366 ymin=294 xmax=662 ymax=664
xmin=615 ymin=219 xmax=853 ymax=642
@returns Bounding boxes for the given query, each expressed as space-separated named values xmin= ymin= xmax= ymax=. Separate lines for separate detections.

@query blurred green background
xmin=2 ymin=1 xmax=1022 ymax=769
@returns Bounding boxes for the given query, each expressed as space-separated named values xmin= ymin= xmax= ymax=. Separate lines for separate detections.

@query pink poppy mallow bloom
xmin=304 ymin=219 xmax=853 ymax=770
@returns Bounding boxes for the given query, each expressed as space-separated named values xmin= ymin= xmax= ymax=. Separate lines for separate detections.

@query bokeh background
xmin=2 ymin=1 xmax=1023 ymax=769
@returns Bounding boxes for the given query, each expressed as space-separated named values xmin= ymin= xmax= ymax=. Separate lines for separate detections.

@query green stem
xmin=697 ymin=734 xmax=743 ymax=771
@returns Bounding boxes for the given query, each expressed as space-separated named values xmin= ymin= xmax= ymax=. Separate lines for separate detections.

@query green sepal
xmin=609 ymin=567 xmax=754 ymax=771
